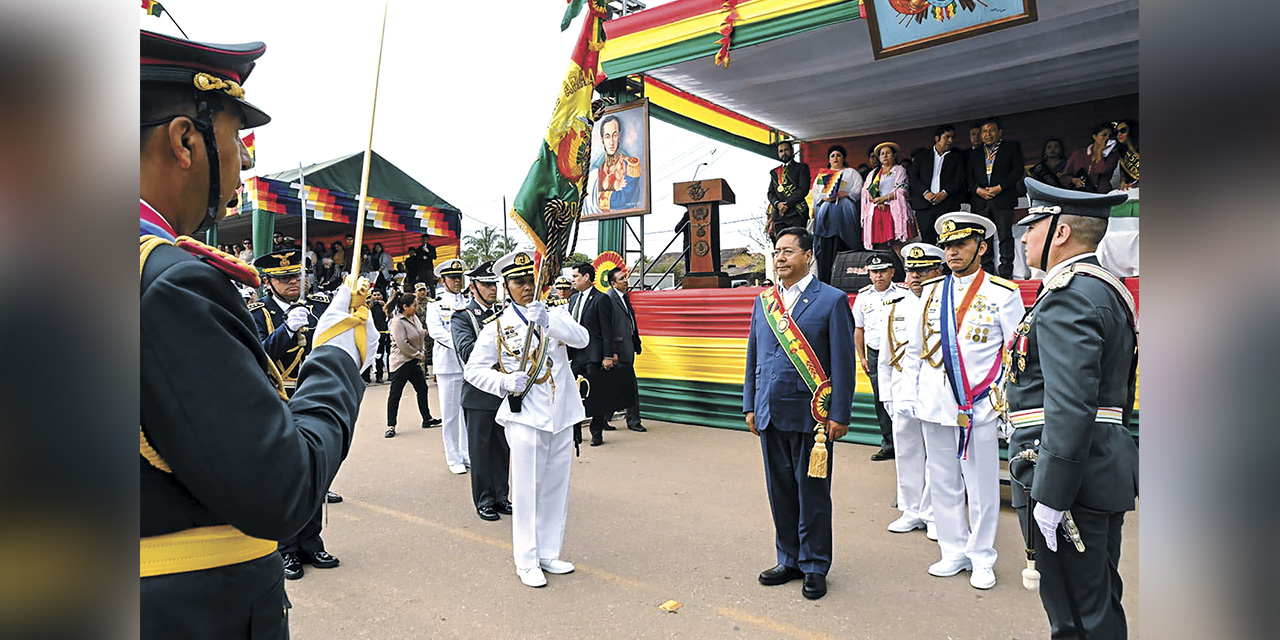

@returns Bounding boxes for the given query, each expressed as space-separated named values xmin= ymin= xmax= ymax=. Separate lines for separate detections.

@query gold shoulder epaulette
xmin=989 ymin=275 xmax=1019 ymax=291
xmin=247 ymin=301 xmax=265 ymax=311
xmin=858 ymin=284 xmax=873 ymax=293
xmin=922 ymin=275 xmax=946 ymax=286
xmin=884 ymin=295 xmax=906 ymax=306
xmin=307 ymin=292 xmax=330 ymax=303
xmin=1045 ymin=269 xmax=1075 ymax=292
xmin=482 ymin=312 xmax=502 ymax=325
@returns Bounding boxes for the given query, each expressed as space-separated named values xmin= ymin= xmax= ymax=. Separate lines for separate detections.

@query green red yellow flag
xmin=141 ymin=1 xmax=163 ymax=17
xmin=508 ymin=0 xmax=607 ymax=287
xmin=241 ymin=132 xmax=255 ymax=165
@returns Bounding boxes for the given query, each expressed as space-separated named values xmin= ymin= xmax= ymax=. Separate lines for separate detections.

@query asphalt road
xmin=287 ymin=381 xmax=1138 ymax=639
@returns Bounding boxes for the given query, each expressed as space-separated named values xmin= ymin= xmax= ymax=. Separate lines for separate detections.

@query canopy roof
xmin=263 ymin=150 xmax=462 ymax=214
xmin=601 ymin=0 xmax=1138 ymax=155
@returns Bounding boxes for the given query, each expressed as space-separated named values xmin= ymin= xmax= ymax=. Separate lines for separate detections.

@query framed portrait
xmin=863 ymin=0 xmax=1038 ymax=60
xmin=580 ymin=99 xmax=651 ymax=221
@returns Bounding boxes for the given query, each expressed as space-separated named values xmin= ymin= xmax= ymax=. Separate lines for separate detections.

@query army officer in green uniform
xmin=1004 ymin=178 xmax=1139 ymax=639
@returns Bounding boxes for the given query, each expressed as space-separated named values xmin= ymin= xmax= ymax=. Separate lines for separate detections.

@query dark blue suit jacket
xmin=743 ymin=277 xmax=856 ymax=432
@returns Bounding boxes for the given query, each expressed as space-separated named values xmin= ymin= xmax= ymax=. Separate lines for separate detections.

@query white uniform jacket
xmin=901 ymin=271 xmax=1024 ymax=426
xmin=428 ymin=290 xmax=468 ymax=375
xmin=877 ymin=290 xmax=921 ymax=412
xmin=464 ymin=303 xmax=589 ymax=433
xmin=853 ymin=282 xmax=906 ymax=352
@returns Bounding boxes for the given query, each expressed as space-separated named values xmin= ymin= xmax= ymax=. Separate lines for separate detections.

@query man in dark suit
xmin=744 ymin=227 xmax=856 ymax=601
xmin=909 ymin=124 xmax=967 ymax=245
xmin=1006 ymin=179 xmax=1138 ymax=639
xmin=605 ymin=267 xmax=645 ymax=432
xmin=967 ymin=116 xmax=1024 ymax=278
xmin=451 ymin=261 xmax=511 ymax=522
xmin=766 ymin=140 xmax=812 ymax=241
xmin=140 ymin=29 xmax=372 ymax=639
xmin=566 ymin=262 xmax=615 ymax=446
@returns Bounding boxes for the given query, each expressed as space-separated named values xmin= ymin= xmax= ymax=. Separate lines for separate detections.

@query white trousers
xmin=437 ymin=373 xmax=469 ymax=467
xmin=506 ymin=423 xmax=573 ymax=570
xmin=922 ymin=418 xmax=1000 ymax=569
xmin=892 ymin=410 xmax=933 ymax=524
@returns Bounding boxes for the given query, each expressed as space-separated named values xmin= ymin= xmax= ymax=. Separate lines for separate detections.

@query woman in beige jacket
xmin=385 ymin=293 xmax=440 ymax=438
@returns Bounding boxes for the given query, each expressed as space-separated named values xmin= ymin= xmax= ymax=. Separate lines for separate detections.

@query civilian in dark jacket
xmin=967 ymin=117 xmax=1024 ymax=278
xmin=908 ymin=124 xmax=968 ymax=245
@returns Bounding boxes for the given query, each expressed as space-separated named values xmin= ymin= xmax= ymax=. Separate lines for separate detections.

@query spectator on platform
xmin=343 ymin=234 xmax=356 ymax=271
xmin=765 ymin=140 xmax=811 ymax=241
xmin=317 ymin=256 xmax=343 ymax=292
xmin=371 ymin=242 xmax=394 ymax=293
xmin=810 ymin=144 xmax=863 ymax=285
xmin=1027 ymin=138 xmax=1069 ymax=189
xmin=1064 ymin=122 xmax=1119 ymax=194
xmin=1112 ymin=119 xmax=1139 ymax=190
xmin=272 ymin=231 xmax=284 ymax=250
xmin=966 ymin=116 xmax=1024 ymax=278
xmin=861 ymin=142 xmax=915 ymax=256
xmin=329 ymin=241 xmax=345 ymax=273
xmin=966 ymin=123 xmax=982 ymax=153
xmin=908 ymin=124 xmax=968 ymax=246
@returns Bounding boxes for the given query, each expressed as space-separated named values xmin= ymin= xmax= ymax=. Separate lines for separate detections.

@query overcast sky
xmin=141 ymin=0 xmax=777 ymax=258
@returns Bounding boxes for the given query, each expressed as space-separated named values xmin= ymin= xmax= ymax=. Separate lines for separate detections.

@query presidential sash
xmin=759 ymin=286 xmax=835 ymax=478
xmin=939 ymin=271 xmax=1004 ymax=459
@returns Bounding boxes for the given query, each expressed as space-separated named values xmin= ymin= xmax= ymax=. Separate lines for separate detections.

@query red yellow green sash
xmin=759 ymin=286 xmax=831 ymax=424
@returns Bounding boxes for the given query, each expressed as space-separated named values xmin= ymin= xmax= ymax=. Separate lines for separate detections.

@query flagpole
xmin=349 ymin=0 xmax=391 ymax=286
xmin=298 ymin=161 xmax=309 ymax=296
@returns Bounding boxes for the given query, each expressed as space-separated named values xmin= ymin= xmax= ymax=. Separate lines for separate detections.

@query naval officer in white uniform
xmin=428 ymin=258 xmax=471 ymax=473
xmin=463 ymin=249 xmax=589 ymax=588
xmin=901 ymin=213 xmax=1024 ymax=590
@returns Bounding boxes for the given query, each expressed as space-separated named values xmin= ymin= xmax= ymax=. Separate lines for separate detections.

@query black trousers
xmin=1016 ymin=504 xmax=1129 ymax=639
xmin=278 ymin=503 xmax=324 ymax=556
xmin=914 ymin=208 xmax=941 ymax=245
xmin=624 ymin=374 xmax=642 ymax=429
xmin=141 ymin=553 xmax=289 ymax=640
xmin=864 ymin=347 xmax=894 ymax=452
xmin=815 ymin=234 xmax=853 ymax=285
xmin=975 ymin=206 xmax=1015 ymax=278
xmin=387 ymin=361 xmax=434 ymax=426
xmin=464 ymin=407 xmax=510 ymax=509
xmin=761 ymin=426 xmax=833 ymax=575
xmin=375 ymin=333 xmax=392 ymax=379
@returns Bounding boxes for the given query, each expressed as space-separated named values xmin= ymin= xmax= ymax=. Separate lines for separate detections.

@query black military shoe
xmin=477 ymin=505 xmax=500 ymax=521
xmin=303 ymin=551 xmax=340 ymax=569
xmin=281 ymin=552 xmax=304 ymax=580
xmin=602 ymin=424 xmax=617 ymax=431
xmin=758 ymin=564 xmax=804 ymax=586
xmin=590 ymin=436 xmax=603 ymax=446
xmin=627 ymin=424 xmax=647 ymax=432
xmin=870 ymin=448 xmax=895 ymax=461
xmin=423 ymin=417 xmax=442 ymax=428
xmin=802 ymin=573 xmax=827 ymax=599
xmin=495 ymin=500 xmax=513 ymax=515
xmin=326 ymin=491 xmax=343 ymax=503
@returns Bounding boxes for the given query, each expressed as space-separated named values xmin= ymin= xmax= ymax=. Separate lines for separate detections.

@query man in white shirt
xmin=901 ymin=213 xmax=1025 ymax=590
xmin=908 ymin=124 xmax=968 ymax=246
xmin=853 ymin=254 xmax=907 ymax=461
xmin=427 ymin=258 xmax=471 ymax=473
xmin=878 ymin=243 xmax=946 ymax=541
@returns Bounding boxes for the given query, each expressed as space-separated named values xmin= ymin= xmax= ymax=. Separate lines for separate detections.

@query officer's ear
xmin=165 ymin=116 xmax=199 ymax=169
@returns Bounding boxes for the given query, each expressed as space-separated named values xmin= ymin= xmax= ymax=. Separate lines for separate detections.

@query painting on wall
xmin=864 ymin=0 xmax=1038 ymax=60
xmin=581 ymin=99 xmax=651 ymax=221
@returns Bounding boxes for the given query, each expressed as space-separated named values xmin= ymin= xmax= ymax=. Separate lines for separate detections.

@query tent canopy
xmin=601 ymin=0 xmax=1138 ymax=155
xmin=263 ymin=150 xmax=461 ymax=215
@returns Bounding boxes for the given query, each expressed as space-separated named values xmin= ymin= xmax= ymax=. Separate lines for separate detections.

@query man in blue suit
xmin=744 ymin=227 xmax=857 ymax=600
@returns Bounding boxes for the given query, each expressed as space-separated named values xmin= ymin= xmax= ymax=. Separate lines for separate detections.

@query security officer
xmin=878 ymin=243 xmax=946 ymax=541
xmin=248 ymin=249 xmax=344 ymax=579
xmin=428 ymin=258 xmax=471 ymax=473
xmin=451 ymin=261 xmax=512 ymax=521
xmin=901 ymin=212 xmax=1024 ymax=590
xmin=1006 ymin=178 xmax=1138 ymax=638
xmin=140 ymin=29 xmax=375 ymax=639
xmin=853 ymin=253 xmax=907 ymax=461
xmin=463 ymin=250 xmax=590 ymax=588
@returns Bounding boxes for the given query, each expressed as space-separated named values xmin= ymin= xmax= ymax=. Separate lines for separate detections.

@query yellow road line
xmin=344 ymin=498 xmax=836 ymax=639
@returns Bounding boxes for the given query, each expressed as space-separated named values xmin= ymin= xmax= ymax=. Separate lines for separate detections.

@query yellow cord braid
xmin=314 ymin=274 xmax=372 ymax=364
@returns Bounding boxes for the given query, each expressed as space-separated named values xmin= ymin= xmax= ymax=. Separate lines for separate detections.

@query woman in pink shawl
xmin=861 ymin=142 xmax=916 ymax=255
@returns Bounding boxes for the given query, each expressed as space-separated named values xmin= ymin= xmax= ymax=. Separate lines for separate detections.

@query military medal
xmin=957 ymin=413 xmax=970 ymax=428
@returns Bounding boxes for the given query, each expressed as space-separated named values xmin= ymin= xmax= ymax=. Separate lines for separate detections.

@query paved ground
xmin=288 ymin=381 xmax=1138 ymax=639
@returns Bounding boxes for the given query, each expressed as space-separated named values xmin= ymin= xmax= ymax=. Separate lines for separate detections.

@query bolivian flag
xmin=141 ymin=1 xmax=163 ymax=17
xmin=508 ymin=0 xmax=607 ymax=286
xmin=241 ymin=132 xmax=255 ymax=165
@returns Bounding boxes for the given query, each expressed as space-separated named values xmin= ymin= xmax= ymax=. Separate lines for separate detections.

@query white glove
xmin=501 ymin=371 xmax=530 ymax=394
xmin=898 ymin=401 xmax=917 ymax=419
xmin=314 ymin=281 xmax=379 ymax=372
xmin=525 ymin=301 xmax=550 ymax=328
xmin=1034 ymin=503 xmax=1065 ymax=552
xmin=883 ymin=401 xmax=893 ymax=416
xmin=285 ymin=306 xmax=310 ymax=332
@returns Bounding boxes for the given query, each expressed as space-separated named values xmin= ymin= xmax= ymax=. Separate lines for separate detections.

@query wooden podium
xmin=673 ymin=178 xmax=735 ymax=289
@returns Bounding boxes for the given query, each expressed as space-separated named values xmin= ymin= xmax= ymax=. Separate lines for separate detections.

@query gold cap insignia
xmin=909 ymin=247 xmax=924 ymax=259
xmin=942 ymin=220 xmax=956 ymax=233
xmin=514 ymin=253 xmax=532 ymax=266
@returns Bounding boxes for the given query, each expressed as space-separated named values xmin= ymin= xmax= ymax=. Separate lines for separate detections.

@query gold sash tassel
xmin=140 ymin=525 xmax=277 ymax=577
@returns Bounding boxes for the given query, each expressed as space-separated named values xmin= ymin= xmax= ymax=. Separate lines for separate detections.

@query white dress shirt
xmin=930 ymin=148 xmax=949 ymax=194
xmin=779 ymin=273 xmax=814 ymax=311
xmin=853 ymin=282 xmax=905 ymax=351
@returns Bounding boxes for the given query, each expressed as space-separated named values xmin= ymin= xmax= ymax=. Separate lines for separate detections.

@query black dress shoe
xmin=602 ymin=424 xmax=617 ymax=431
xmin=303 ymin=550 xmax=340 ymax=568
xmin=495 ymin=500 xmax=513 ymax=515
xmin=281 ymin=552 xmax=304 ymax=580
xmin=627 ymin=424 xmax=647 ymax=432
xmin=326 ymin=491 xmax=343 ymax=503
xmin=589 ymin=437 xmax=603 ymax=446
xmin=802 ymin=573 xmax=827 ymax=600
xmin=870 ymin=448 xmax=895 ymax=461
xmin=477 ymin=505 xmax=500 ymax=521
xmin=758 ymin=564 xmax=805 ymax=586
xmin=423 ymin=418 xmax=442 ymax=428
